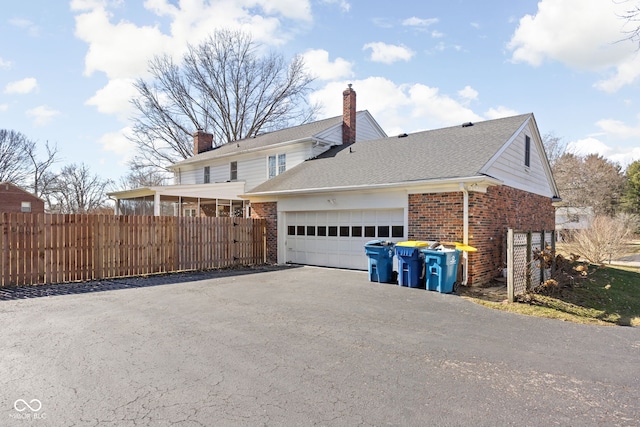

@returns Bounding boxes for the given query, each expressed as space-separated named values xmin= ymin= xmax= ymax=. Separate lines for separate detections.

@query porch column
xmin=154 ymin=192 xmax=161 ymax=216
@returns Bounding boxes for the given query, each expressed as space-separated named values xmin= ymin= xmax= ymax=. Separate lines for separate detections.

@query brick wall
xmin=467 ymin=186 xmax=555 ymax=286
xmin=408 ymin=187 xmax=555 ymax=286
xmin=0 ymin=183 xmax=45 ymax=213
xmin=408 ymin=193 xmax=464 ymax=242
xmin=251 ymin=201 xmax=277 ymax=263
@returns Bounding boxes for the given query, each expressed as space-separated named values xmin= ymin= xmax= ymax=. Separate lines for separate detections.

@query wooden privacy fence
xmin=506 ymin=229 xmax=555 ymax=302
xmin=0 ymin=213 xmax=267 ymax=287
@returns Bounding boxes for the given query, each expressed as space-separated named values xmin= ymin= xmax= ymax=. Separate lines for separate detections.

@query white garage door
xmin=284 ymin=209 xmax=405 ymax=270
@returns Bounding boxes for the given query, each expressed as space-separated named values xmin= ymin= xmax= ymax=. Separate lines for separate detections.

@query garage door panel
xmin=284 ymin=209 xmax=404 ymax=270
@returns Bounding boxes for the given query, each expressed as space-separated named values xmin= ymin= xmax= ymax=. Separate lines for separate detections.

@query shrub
xmin=563 ymin=214 xmax=638 ymax=264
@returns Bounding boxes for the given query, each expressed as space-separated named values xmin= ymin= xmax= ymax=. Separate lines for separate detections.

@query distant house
xmin=0 ymin=182 xmax=45 ymax=214
xmin=555 ymin=206 xmax=594 ymax=241
xmin=110 ymin=86 xmax=559 ymax=286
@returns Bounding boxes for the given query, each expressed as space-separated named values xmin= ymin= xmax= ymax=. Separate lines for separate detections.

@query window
xmin=204 ymin=166 xmax=210 ymax=184
xmin=21 ymin=201 xmax=31 ymax=213
xmin=378 ymin=226 xmax=390 ymax=238
xmin=184 ymin=208 xmax=197 ymax=217
xmin=306 ymin=226 xmax=316 ymax=236
xmin=268 ymin=154 xmax=286 ymax=178
xmin=328 ymin=226 xmax=338 ymax=237
xmin=297 ymin=225 xmax=305 ymax=236
xmin=392 ymin=226 xmax=404 ymax=238
xmin=524 ymin=135 xmax=531 ymax=167
xmin=351 ymin=226 xmax=362 ymax=237
xmin=317 ymin=226 xmax=327 ymax=236
xmin=268 ymin=156 xmax=276 ymax=178
xmin=339 ymin=226 xmax=350 ymax=237
xmin=230 ymin=161 xmax=237 ymax=181
xmin=288 ymin=226 xmax=296 ymax=235
xmin=364 ymin=226 xmax=376 ymax=238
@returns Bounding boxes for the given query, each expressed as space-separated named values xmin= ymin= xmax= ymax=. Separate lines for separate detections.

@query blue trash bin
xmin=421 ymin=248 xmax=460 ymax=293
xmin=364 ymin=240 xmax=395 ymax=283
xmin=395 ymin=241 xmax=429 ymax=288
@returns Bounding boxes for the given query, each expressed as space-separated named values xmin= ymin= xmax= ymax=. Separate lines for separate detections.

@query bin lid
xmin=395 ymin=240 xmax=430 ymax=247
xmin=441 ymin=241 xmax=477 ymax=252
xmin=365 ymin=240 xmax=394 ymax=247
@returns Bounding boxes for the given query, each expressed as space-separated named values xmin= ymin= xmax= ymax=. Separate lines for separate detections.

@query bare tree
xmin=541 ymin=132 xmax=567 ymax=168
xmin=49 ymin=163 xmax=113 ymax=214
xmin=553 ymin=153 xmax=626 ymax=215
xmin=116 ymin=167 xmax=170 ymax=191
xmin=25 ymin=140 xmax=58 ymax=199
xmin=128 ymin=28 xmax=319 ymax=173
xmin=0 ymin=130 xmax=32 ymax=186
xmin=619 ymin=0 xmax=640 ymax=47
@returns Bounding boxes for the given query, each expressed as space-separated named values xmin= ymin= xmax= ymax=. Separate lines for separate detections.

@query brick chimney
xmin=342 ymin=84 xmax=356 ymax=145
xmin=193 ymin=130 xmax=213 ymax=155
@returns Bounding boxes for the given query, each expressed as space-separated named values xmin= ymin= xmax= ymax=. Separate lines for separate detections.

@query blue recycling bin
xmin=364 ymin=240 xmax=395 ymax=283
xmin=395 ymin=241 xmax=429 ymax=288
xmin=422 ymin=248 xmax=460 ymax=293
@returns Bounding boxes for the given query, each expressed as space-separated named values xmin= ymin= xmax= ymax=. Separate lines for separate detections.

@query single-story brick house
xmin=0 ymin=182 xmax=45 ymax=214
xmin=110 ymin=86 xmax=559 ymax=286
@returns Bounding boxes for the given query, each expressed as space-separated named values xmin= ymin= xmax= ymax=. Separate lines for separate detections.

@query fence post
xmin=507 ymin=228 xmax=514 ymax=303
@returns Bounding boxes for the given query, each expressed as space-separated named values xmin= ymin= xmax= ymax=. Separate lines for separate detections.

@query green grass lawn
xmin=464 ymin=264 xmax=640 ymax=327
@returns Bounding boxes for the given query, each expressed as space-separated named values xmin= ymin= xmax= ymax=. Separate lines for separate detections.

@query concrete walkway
xmin=1 ymin=266 xmax=638 ymax=426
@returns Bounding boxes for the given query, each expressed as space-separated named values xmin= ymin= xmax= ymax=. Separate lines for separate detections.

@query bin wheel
xmin=453 ymin=281 xmax=460 ymax=294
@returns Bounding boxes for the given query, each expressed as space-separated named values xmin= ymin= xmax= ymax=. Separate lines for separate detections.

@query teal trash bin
xmin=395 ymin=241 xmax=429 ymax=288
xmin=364 ymin=240 xmax=395 ymax=283
xmin=421 ymin=248 xmax=460 ymax=293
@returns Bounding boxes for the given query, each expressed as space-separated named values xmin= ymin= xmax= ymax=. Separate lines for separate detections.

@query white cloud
xmin=72 ymin=0 xmax=314 ymax=119
xmin=431 ymin=30 xmax=444 ymax=38
xmin=567 ymin=137 xmax=640 ymax=168
xmin=302 ymin=49 xmax=354 ymax=81
xmin=596 ymin=117 xmax=640 ymax=139
xmin=26 ymin=105 xmax=61 ymax=126
xmin=363 ymin=42 xmax=415 ymax=64
xmin=457 ymin=85 xmax=478 ymax=104
xmin=507 ymin=0 xmax=640 ymax=92
xmin=99 ymin=126 xmax=136 ymax=159
xmin=310 ymin=78 xmax=482 ymax=137
xmin=4 ymin=78 xmax=38 ymax=94
xmin=484 ymin=106 xmax=519 ymax=120
xmin=0 ymin=104 xmax=8 ymax=112
xmin=402 ymin=17 xmax=438 ymax=28
xmin=0 ymin=57 xmax=12 ymax=69
xmin=85 ymin=78 xmax=138 ymax=119
xmin=319 ymin=0 xmax=350 ymax=13
xmin=9 ymin=17 xmax=40 ymax=37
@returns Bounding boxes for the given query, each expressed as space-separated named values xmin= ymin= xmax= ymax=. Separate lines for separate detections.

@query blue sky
xmin=2 ymin=0 xmax=640 ymax=184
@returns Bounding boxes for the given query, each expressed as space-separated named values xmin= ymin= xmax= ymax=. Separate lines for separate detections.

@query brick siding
xmin=0 ymin=183 xmax=45 ymax=213
xmin=408 ymin=186 xmax=555 ymax=286
xmin=251 ymin=201 xmax=278 ymax=263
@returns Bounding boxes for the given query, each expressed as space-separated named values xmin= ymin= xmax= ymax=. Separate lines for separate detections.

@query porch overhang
xmin=108 ymin=182 xmax=247 ymax=216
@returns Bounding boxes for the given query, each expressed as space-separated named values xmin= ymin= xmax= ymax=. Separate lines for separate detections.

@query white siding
xmin=483 ymin=122 xmax=555 ymax=197
xmin=176 ymin=141 xmax=314 ymax=189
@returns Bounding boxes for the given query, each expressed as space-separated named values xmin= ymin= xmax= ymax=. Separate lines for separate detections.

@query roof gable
xmin=247 ymin=114 xmax=537 ymax=194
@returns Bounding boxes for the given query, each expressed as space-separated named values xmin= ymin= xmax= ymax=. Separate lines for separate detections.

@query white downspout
xmin=460 ymin=183 xmax=470 ymax=286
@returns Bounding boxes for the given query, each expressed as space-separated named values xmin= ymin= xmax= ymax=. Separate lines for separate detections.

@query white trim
xmin=244 ymin=175 xmax=502 ymax=200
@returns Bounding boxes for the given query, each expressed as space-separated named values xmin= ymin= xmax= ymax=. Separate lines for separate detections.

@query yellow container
xmin=395 ymin=240 xmax=431 ymax=247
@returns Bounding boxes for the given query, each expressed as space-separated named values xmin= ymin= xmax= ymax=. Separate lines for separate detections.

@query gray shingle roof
xmin=247 ymin=113 xmax=532 ymax=194
xmin=172 ymin=115 xmax=346 ymax=167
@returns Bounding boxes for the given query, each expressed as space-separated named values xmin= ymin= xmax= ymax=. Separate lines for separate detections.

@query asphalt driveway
xmin=1 ymin=266 xmax=638 ymax=426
